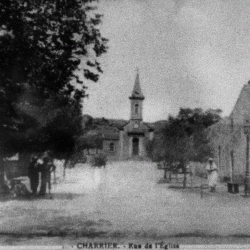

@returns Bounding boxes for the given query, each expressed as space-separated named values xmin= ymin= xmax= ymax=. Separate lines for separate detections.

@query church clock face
xmin=134 ymin=124 xmax=139 ymax=128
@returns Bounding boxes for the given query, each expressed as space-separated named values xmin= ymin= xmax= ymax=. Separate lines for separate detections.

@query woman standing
xmin=206 ymin=158 xmax=218 ymax=192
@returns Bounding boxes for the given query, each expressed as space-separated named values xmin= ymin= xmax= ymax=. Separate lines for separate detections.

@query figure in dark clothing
xmin=46 ymin=160 xmax=56 ymax=196
xmin=38 ymin=156 xmax=49 ymax=196
xmin=28 ymin=154 xmax=39 ymax=194
xmin=38 ymin=153 xmax=56 ymax=196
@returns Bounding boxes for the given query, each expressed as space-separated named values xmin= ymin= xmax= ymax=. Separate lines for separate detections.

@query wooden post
xmin=245 ymin=134 xmax=250 ymax=196
xmin=218 ymin=145 xmax=221 ymax=171
xmin=164 ymin=169 xmax=167 ymax=179
xmin=63 ymin=159 xmax=68 ymax=180
xmin=190 ymin=170 xmax=193 ymax=189
xmin=230 ymin=150 xmax=234 ymax=183
xmin=183 ymin=167 xmax=187 ymax=189
xmin=0 ymin=157 xmax=5 ymax=194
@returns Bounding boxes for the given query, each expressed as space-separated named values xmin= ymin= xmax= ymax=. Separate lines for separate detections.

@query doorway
xmin=132 ymin=137 xmax=139 ymax=155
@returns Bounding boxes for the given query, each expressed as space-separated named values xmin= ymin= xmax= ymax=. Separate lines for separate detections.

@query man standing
xmin=28 ymin=154 xmax=39 ymax=195
xmin=206 ymin=158 xmax=218 ymax=192
xmin=38 ymin=155 xmax=49 ymax=196
xmin=38 ymin=152 xmax=56 ymax=197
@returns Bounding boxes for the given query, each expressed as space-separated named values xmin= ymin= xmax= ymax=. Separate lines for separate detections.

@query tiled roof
xmin=102 ymin=133 xmax=119 ymax=140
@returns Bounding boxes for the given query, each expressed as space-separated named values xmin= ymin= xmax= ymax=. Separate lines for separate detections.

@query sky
xmin=82 ymin=0 xmax=250 ymax=122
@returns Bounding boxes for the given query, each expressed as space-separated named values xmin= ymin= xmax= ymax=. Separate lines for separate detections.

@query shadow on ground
xmin=0 ymin=192 xmax=82 ymax=202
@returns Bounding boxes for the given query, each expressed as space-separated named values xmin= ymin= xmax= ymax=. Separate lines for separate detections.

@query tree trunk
xmin=231 ymin=150 xmax=234 ymax=183
xmin=63 ymin=159 xmax=68 ymax=180
xmin=39 ymin=169 xmax=47 ymax=195
xmin=190 ymin=171 xmax=193 ymax=189
xmin=53 ymin=169 xmax=56 ymax=184
xmin=164 ymin=169 xmax=167 ymax=179
xmin=183 ymin=167 xmax=187 ymax=189
xmin=0 ymin=156 xmax=5 ymax=194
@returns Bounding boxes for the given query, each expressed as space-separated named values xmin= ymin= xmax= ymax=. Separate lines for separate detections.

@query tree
xmin=77 ymin=133 xmax=103 ymax=154
xmin=162 ymin=108 xmax=221 ymax=162
xmin=0 ymin=0 xmax=108 ymax=192
xmin=149 ymin=108 xmax=221 ymax=188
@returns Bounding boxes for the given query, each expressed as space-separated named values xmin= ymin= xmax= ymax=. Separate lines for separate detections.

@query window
xmin=109 ymin=142 xmax=115 ymax=152
xmin=135 ymin=104 xmax=139 ymax=114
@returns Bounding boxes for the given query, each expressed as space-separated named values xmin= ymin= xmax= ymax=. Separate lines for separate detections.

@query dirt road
xmin=1 ymin=161 xmax=250 ymax=245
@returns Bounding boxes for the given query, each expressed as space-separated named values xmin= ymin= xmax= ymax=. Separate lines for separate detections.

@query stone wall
xmin=208 ymin=83 xmax=250 ymax=183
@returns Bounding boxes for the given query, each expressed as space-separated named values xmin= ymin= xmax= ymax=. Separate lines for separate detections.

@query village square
xmin=1 ymin=70 xmax=250 ymax=247
xmin=3 ymin=0 xmax=250 ymax=248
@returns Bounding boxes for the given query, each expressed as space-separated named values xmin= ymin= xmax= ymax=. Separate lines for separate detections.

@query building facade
xmin=118 ymin=71 xmax=154 ymax=160
xmin=209 ymin=81 xmax=250 ymax=182
xmin=84 ymin=71 xmax=154 ymax=161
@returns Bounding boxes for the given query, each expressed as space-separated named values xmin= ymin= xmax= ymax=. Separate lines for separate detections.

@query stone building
xmin=209 ymin=81 xmax=250 ymax=182
xmin=83 ymin=71 xmax=154 ymax=160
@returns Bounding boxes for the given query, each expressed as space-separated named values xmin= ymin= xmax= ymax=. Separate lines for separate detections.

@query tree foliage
xmin=0 ymin=0 xmax=107 ymax=92
xmin=0 ymin=0 xmax=108 ymax=157
xmin=0 ymin=0 xmax=108 ymax=190
xmin=149 ymin=108 xmax=222 ymax=164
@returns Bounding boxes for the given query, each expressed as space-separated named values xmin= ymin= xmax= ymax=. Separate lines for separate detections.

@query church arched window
xmin=135 ymin=104 xmax=139 ymax=114
xmin=109 ymin=142 xmax=115 ymax=152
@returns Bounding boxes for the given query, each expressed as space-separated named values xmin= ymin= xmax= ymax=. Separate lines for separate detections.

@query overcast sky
xmin=83 ymin=0 xmax=250 ymax=122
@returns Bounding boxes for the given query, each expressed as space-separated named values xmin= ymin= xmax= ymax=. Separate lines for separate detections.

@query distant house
xmin=84 ymin=71 xmax=154 ymax=161
xmin=209 ymin=81 xmax=250 ymax=182
xmin=4 ymin=153 xmax=30 ymax=179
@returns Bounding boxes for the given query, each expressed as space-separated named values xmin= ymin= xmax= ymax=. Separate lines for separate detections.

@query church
xmin=84 ymin=71 xmax=154 ymax=161
xmin=118 ymin=71 xmax=154 ymax=160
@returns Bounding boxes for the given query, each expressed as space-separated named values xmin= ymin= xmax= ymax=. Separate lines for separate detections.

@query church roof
xmin=129 ymin=70 xmax=145 ymax=100
xmin=144 ymin=122 xmax=155 ymax=132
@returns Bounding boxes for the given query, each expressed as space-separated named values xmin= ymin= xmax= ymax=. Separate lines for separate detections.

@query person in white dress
xmin=206 ymin=158 xmax=218 ymax=192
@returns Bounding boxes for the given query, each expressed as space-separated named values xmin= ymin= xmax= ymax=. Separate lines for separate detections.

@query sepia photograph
xmin=1 ymin=0 xmax=250 ymax=249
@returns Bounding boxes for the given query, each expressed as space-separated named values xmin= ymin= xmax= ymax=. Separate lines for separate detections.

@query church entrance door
xmin=132 ymin=137 xmax=139 ymax=155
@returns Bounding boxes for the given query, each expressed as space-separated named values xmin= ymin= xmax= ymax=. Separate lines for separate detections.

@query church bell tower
xmin=118 ymin=68 xmax=153 ymax=160
xmin=129 ymin=69 xmax=145 ymax=121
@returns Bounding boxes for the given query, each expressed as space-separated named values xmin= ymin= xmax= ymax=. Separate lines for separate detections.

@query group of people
xmin=27 ymin=154 xmax=219 ymax=196
xmin=28 ymin=152 xmax=56 ymax=196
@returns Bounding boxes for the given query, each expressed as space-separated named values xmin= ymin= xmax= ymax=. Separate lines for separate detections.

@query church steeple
xmin=129 ymin=68 xmax=145 ymax=100
xmin=129 ymin=69 xmax=144 ymax=120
